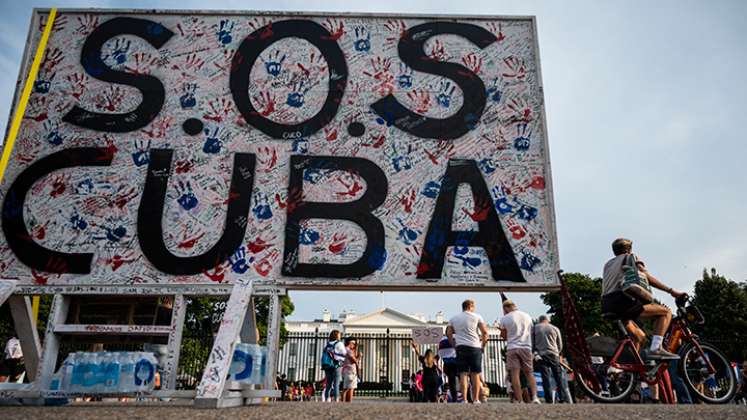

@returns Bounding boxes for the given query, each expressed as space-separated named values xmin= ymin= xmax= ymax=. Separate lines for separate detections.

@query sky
xmin=1 ymin=0 xmax=745 ymax=324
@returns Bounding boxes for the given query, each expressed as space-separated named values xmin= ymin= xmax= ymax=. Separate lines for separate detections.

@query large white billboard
xmin=0 ymin=9 xmax=559 ymax=291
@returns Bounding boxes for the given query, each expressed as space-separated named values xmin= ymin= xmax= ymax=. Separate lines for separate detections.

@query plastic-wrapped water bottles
xmin=227 ymin=343 xmax=268 ymax=385
xmin=56 ymin=351 xmax=157 ymax=394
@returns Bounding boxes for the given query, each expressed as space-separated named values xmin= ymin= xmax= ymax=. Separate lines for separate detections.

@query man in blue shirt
xmin=438 ymin=335 xmax=458 ymax=402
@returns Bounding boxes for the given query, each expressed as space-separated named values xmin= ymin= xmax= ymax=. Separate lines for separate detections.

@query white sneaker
xmin=473 ymin=400 xmax=481 ymax=405
xmin=532 ymin=398 xmax=542 ymax=404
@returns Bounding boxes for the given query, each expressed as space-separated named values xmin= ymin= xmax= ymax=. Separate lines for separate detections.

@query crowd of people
xmin=308 ymin=238 xmax=747 ymax=404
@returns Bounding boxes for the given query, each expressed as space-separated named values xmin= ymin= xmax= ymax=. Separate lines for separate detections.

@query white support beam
xmin=194 ymin=280 xmax=254 ymax=408
xmin=263 ymin=289 xmax=282 ymax=392
xmin=53 ymin=324 xmax=172 ymax=335
xmin=0 ymin=279 xmax=16 ymax=305
xmin=7 ymin=295 xmax=42 ymax=381
xmin=35 ymin=294 xmax=69 ymax=392
xmin=163 ymin=294 xmax=186 ymax=391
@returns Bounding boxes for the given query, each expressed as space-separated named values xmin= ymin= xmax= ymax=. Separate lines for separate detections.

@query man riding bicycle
xmin=602 ymin=238 xmax=685 ymax=360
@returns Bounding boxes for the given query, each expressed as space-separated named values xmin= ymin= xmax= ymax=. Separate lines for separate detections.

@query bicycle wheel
xmin=575 ymin=361 xmax=638 ymax=403
xmin=678 ymin=341 xmax=736 ymax=404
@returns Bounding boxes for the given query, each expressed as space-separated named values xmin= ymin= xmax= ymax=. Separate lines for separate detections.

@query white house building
xmin=278 ymin=308 xmax=508 ymax=392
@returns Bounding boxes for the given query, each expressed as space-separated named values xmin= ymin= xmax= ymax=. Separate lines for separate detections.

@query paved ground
xmin=1 ymin=401 xmax=746 ymax=419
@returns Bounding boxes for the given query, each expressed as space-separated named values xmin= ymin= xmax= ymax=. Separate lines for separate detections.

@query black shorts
xmin=602 ymin=291 xmax=645 ymax=320
xmin=456 ymin=346 xmax=482 ymax=374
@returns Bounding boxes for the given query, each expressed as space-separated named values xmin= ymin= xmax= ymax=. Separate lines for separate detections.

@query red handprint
xmin=322 ymin=19 xmax=345 ymax=41
xmin=257 ymin=146 xmax=278 ymax=173
xmin=502 ymin=56 xmax=526 ymax=80
xmin=203 ymin=97 xmax=233 ymax=123
xmin=75 ymin=14 xmax=99 ymax=35
xmin=400 ymin=188 xmax=416 ymax=213
xmin=461 ymin=53 xmax=483 ymax=74
xmin=328 ymin=233 xmax=348 ymax=255
xmin=407 ymin=90 xmax=431 ymax=114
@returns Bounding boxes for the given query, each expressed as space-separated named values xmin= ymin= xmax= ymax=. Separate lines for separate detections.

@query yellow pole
xmin=0 ymin=10 xmax=57 ymax=322
xmin=31 ymin=295 xmax=40 ymax=323
xmin=0 ymin=8 xmax=58 ymax=184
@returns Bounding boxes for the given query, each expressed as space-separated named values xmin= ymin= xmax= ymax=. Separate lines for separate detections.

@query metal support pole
xmin=163 ymin=294 xmax=186 ymax=391
xmin=36 ymin=294 xmax=69 ymax=392
xmin=263 ymin=289 xmax=281 ymax=391
xmin=8 ymin=295 xmax=42 ymax=381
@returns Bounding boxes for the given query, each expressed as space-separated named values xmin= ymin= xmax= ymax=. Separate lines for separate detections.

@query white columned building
xmin=278 ymin=308 xmax=507 ymax=392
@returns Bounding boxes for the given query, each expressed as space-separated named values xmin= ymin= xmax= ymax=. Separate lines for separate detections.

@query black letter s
xmin=63 ymin=17 xmax=174 ymax=132
xmin=371 ymin=22 xmax=495 ymax=140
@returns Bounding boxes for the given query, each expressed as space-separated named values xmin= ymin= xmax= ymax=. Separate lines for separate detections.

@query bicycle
xmin=575 ymin=294 xmax=737 ymax=403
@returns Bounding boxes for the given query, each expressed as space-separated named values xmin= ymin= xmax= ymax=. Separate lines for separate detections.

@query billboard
xmin=0 ymin=9 xmax=559 ymax=291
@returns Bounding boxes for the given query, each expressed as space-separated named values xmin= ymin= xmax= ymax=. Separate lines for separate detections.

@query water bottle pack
xmin=51 ymin=351 xmax=158 ymax=394
xmin=227 ymin=343 xmax=267 ymax=385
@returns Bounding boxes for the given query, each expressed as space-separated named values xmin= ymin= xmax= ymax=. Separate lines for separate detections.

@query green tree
xmin=183 ymin=295 xmax=294 ymax=346
xmin=541 ymin=272 xmax=616 ymax=338
xmin=691 ymin=268 xmax=747 ymax=361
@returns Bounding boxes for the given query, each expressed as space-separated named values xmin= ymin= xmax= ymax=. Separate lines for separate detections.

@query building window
xmin=289 ymin=342 xmax=298 ymax=357
xmin=288 ymin=367 xmax=296 ymax=381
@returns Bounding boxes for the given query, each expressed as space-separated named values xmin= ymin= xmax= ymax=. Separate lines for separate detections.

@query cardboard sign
xmin=412 ymin=327 xmax=444 ymax=345
xmin=0 ymin=10 xmax=559 ymax=292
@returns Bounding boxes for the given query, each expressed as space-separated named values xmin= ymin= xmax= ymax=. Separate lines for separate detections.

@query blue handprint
xmin=105 ymin=225 xmax=127 ymax=242
xmin=453 ymin=231 xmax=475 ymax=256
xmin=486 ymin=78 xmax=502 ymax=104
xmin=292 ymin=137 xmax=309 ymax=154
xmin=396 ymin=219 xmax=420 ymax=245
xmin=491 ymin=186 xmax=515 ymax=215
xmin=513 ymin=125 xmax=532 ymax=151
xmin=515 ymin=204 xmax=538 ymax=222
xmin=367 ymin=246 xmax=387 ymax=271
xmin=520 ymin=251 xmax=541 ymax=272
xmin=436 ymin=81 xmax=456 ymax=108
xmin=75 ymin=179 xmax=95 ymax=195
xmin=180 ymin=83 xmax=197 ymax=109
xmin=389 ymin=144 xmax=413 ymax=172
xmin=263 ymin=50 xmax=286 ymax=77
xmin=216 ymin=20 xmax=235 ymax=46
xmin=421 ymin=180 xmax=441 ymax=199
xmin=397 ymin=63 xmax=413 ymax=88
xmin=34 ymin=72 xmax=55 ymax=94
xmin=478 ymin=158 xmax=496 ymax=174
xmin=131 ymin=138 xmax=151 ymax=167
xmin=299 ymin=226 xmax=321 ymax=245
xmin=43 ymin=121 xmax=63 ymax=146
xmin=202 ymin=127 xmax=224 ymax=154
xmin=176 ymin=181 xmax=199 ymax=211
xmin=70 ymin=210 xmax=88 ymax=231
xmin=286 ymin=80 xmax=310 ymax=108
xmin=108 ymin=39 xmax=131 ymax=65
xmin=452 ymin=254 xmax=482 ymax=269
xmin=229 ymin=246 xmax=252 ymax=274
xmin=252 ymin=194 xmax=273 ymax=220
xmin=354 ymin=27 xmax=371 ymax=52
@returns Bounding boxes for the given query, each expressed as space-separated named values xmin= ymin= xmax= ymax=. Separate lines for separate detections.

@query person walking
xmin=446 ymin=299 xmax=488 ymax=404
xmin=321 ymin=329 xmax=346 ymax=402
xmin=437 ymin=334 xmax=458 ymax=402
xmin=499 ymin=299 xmax=540 ymax=404
xmin=533 ymin=314 xmax=570 ymax=403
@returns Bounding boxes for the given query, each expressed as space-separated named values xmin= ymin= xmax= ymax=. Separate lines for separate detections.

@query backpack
xmin=321 ymin=340 xmax=341 ymax=369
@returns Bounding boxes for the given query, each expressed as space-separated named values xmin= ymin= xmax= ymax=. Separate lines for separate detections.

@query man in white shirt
xmin=499 ymin=300 xmax=540 ymax=403
xmin=446 ymin=299 xmax=488 ymax=404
